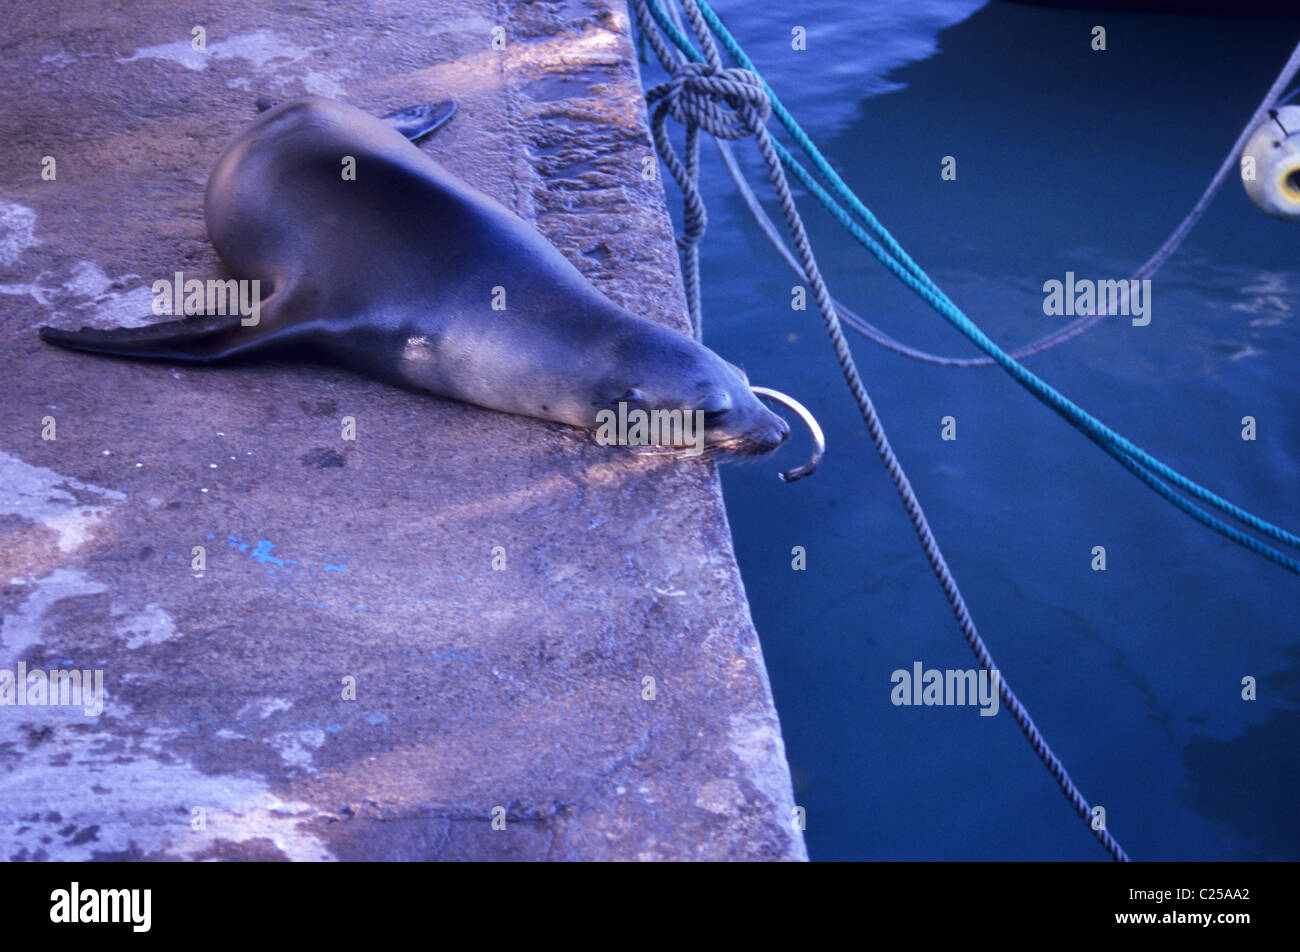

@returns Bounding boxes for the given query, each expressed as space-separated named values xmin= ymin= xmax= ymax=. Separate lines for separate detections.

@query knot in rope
xmin=644 ymin=60 xmax=771 ymax=337
xmin=648 ymin=62 xmax=771 ymax=141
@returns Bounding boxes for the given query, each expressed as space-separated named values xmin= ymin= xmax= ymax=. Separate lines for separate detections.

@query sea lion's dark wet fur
xmin=39 ymin=96 xmax=789 ymax=456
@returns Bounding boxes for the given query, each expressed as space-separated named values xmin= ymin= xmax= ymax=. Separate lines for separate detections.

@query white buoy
xmin=1241 ymin=104 xmax=1300 ymax=221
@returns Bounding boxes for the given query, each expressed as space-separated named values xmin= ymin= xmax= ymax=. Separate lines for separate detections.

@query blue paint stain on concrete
xmin=251 ymin=539 xmax=298 ymax=568
xmin=224 ymin=534 xmax=346 ymax=577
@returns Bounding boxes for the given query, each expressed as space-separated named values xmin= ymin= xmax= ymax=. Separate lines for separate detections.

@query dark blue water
xmin=639 ymin=1 xmax=1300 ymax=860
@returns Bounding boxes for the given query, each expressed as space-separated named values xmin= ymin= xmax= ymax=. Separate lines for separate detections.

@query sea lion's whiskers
xmin=625 ymin=442 xmax=721 ymax=462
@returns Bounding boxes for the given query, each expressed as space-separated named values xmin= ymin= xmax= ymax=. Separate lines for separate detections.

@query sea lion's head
xmin=593 ymin=323 xmax=790 ymax=459
xmin=691 ymin=358 xmax=792 ymax=457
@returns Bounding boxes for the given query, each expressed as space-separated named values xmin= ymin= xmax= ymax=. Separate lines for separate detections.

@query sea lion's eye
xmin=698 ymin=391 xmax=731 ymax=420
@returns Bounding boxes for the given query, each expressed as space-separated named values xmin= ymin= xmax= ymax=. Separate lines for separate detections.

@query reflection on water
xmin=644 ymin=1 xmax=1300 ymax=859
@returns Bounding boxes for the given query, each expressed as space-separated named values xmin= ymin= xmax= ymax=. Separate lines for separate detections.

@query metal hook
xmin=750 ymin=386 xmax=825 ymax=483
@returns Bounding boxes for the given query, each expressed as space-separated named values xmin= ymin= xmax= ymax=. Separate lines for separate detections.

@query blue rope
xmin=768 ymin=142 xmax=1300 ymax=573
xmin=644 ymin=0 xmax=1300 ymax=575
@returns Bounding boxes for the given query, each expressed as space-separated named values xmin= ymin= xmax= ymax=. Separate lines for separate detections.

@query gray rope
xmin=715 ymin=137 xmax=1047 ymax=366
xmin=635 ymin=0 xmax=1130 ymax=861
xmin=647 ymin=61 xmax=771 ymax=338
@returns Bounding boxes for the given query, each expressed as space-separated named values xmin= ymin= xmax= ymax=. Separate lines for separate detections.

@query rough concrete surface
xmin=0 ymin=0 xmax=807 ymax=860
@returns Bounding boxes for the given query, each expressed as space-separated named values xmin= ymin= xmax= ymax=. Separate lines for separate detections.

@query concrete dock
xmin=0 ymin=0 xmax=806 ymax=860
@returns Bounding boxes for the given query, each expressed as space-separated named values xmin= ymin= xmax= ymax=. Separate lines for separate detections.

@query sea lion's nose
xmin=768 ymin=418 xmax=791 ymax=450
xmin=752 ymin=414 xmax=790 ymax=453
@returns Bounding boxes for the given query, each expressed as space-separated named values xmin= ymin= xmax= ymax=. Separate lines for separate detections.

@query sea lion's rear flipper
xmin=381 ymin=101 xmax=457 ymax=141
xmin=39 ymin=309 xmax=285 ymax=364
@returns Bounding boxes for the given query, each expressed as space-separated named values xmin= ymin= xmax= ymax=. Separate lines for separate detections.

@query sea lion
xmin=38 ymin=96 xmax=793 ymax=461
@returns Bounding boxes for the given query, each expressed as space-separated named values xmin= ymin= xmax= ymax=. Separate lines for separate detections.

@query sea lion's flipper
xmin=253 ymin=97 xmax=455 ymax=140
xmin=381 ymin=101 xmax=456 ymax=141
xmin=39 ymin=309 xmax=286 ymax=364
